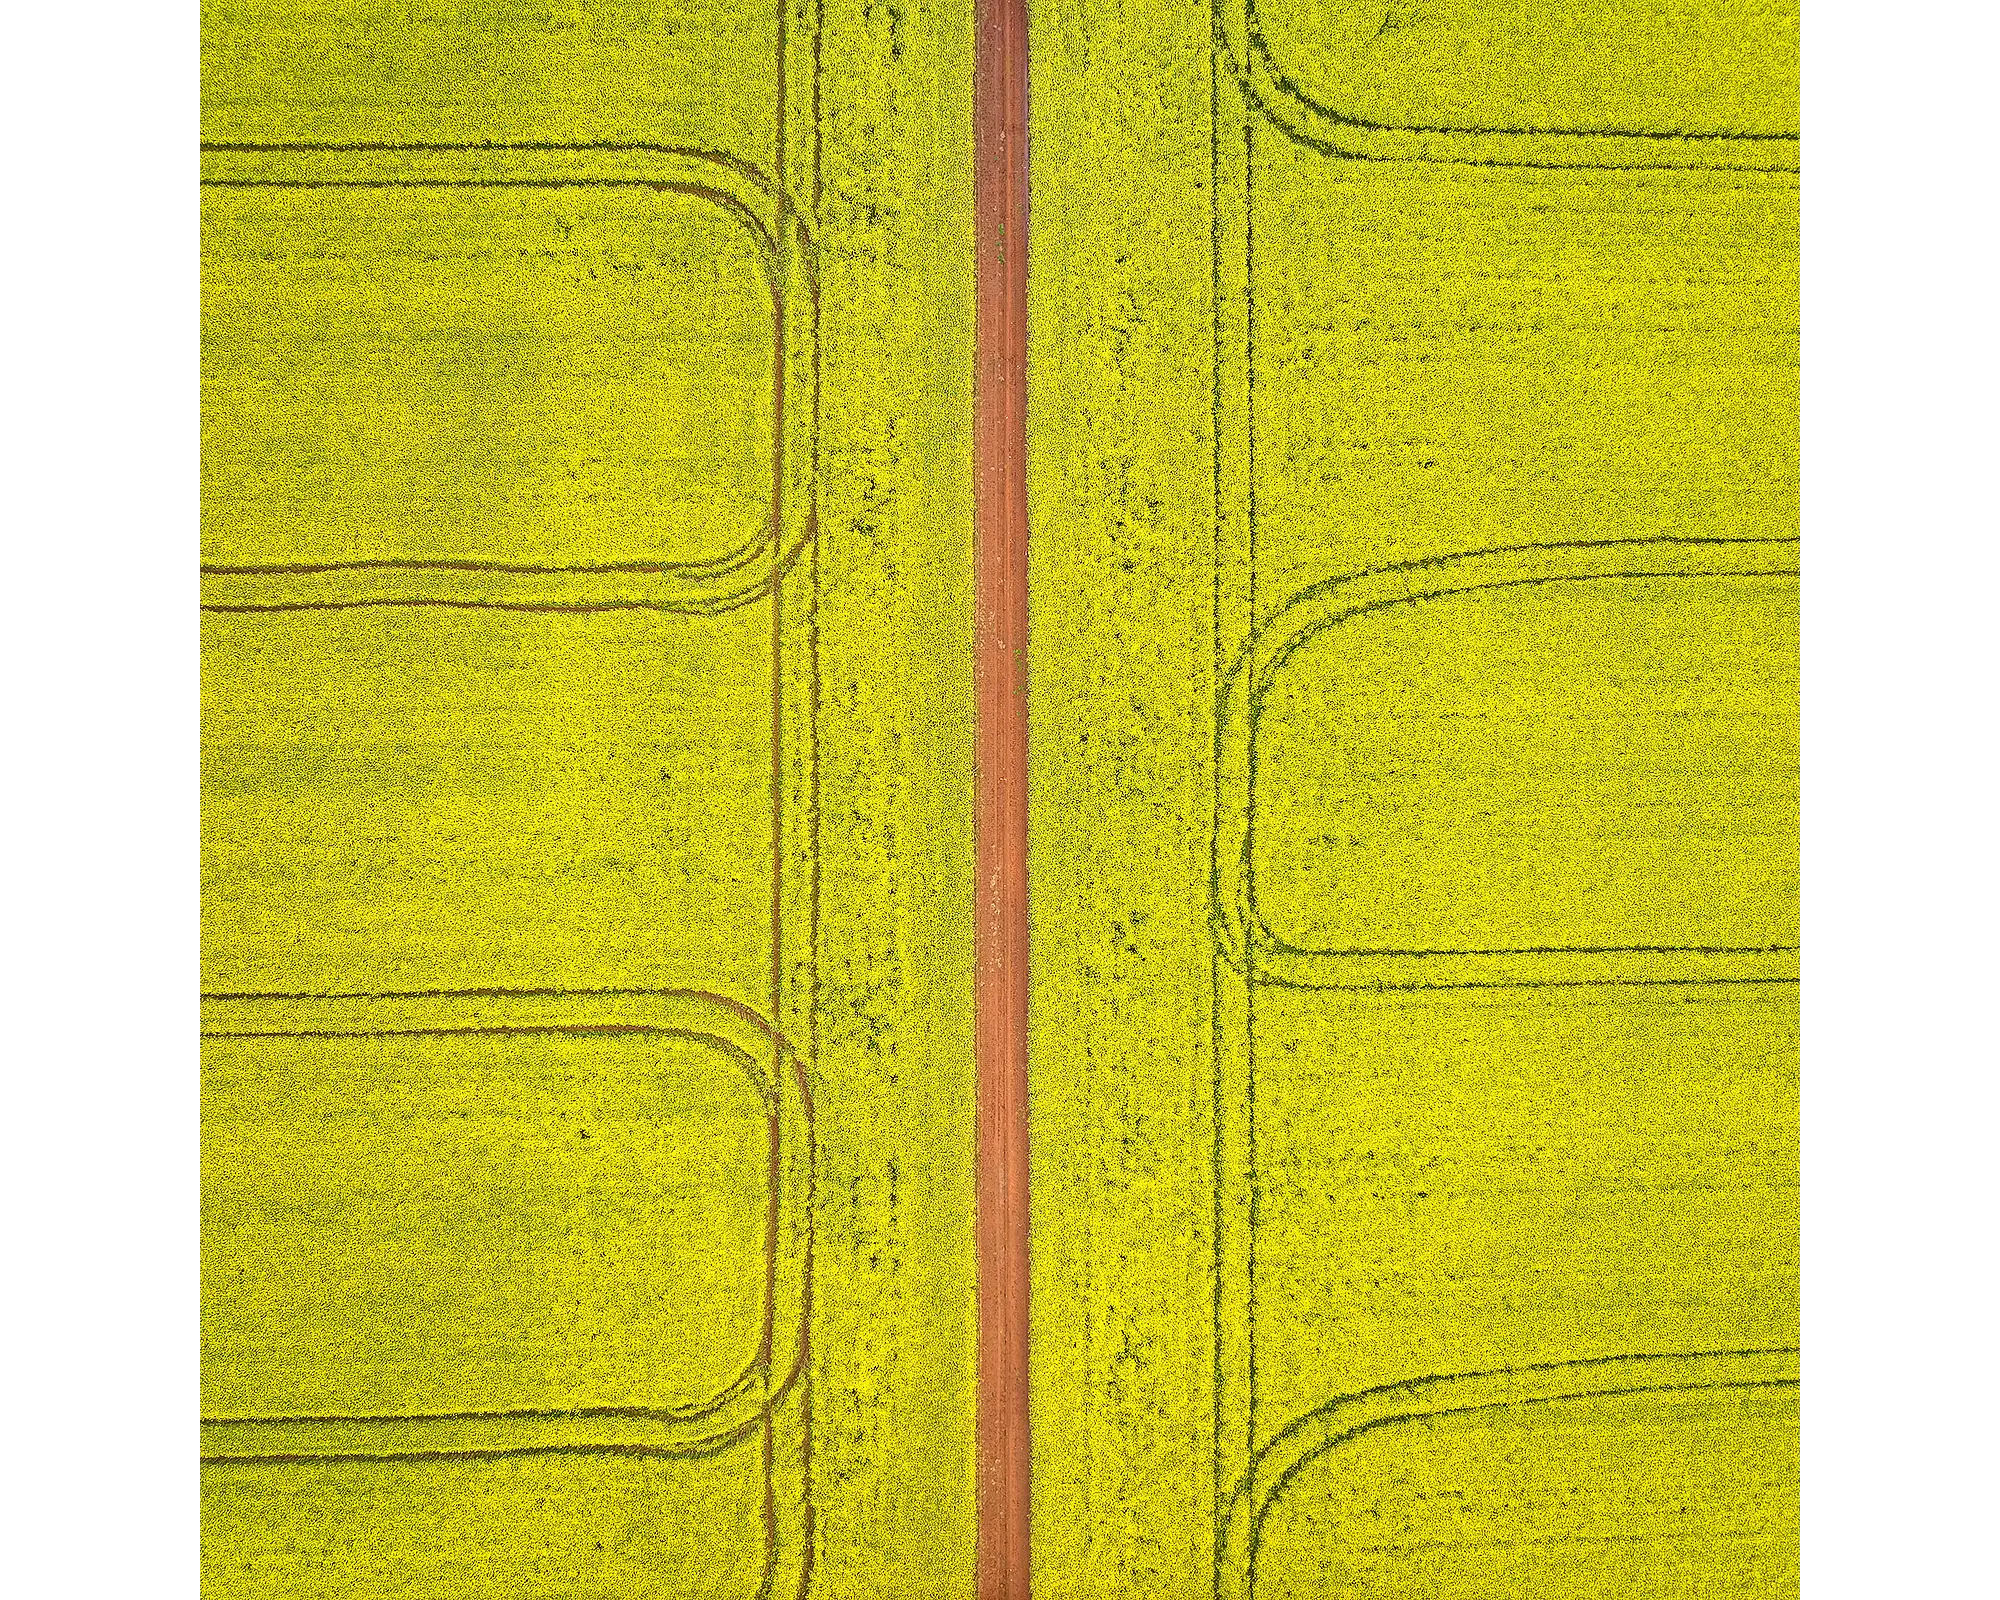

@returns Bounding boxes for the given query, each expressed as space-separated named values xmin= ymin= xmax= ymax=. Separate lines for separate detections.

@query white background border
xmin=1804 ymin=0 xmax=2000 ymax=1589
xmin=6 ymin=2 xmax=198 ymax=1590
xmin=4 ymin=1 xmax=1996 ymax=1592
